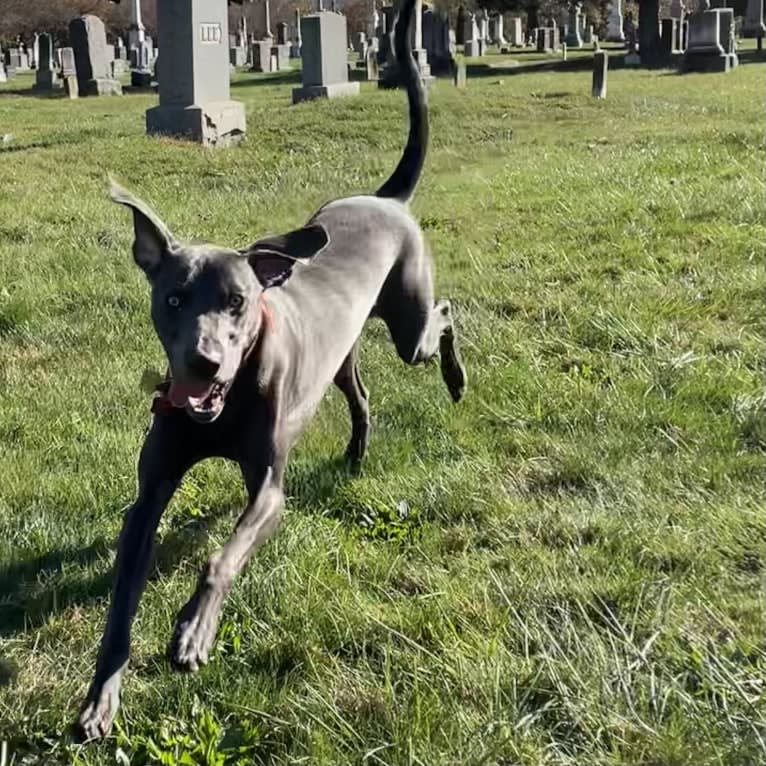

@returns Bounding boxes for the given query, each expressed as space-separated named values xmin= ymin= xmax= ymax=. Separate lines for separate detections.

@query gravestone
xmin=565 ymin=4 xmax=584 ymax=47
xmin=230 ymin=45 xmax=246 ymax=66
xmin=293 ymin=11 xmax=359 ymax=102
xmin=368 ymin=4 xmax=380 ymax=37
xmin=115 ymin=36 xmax=128 ymax=60
xmin=743 ymin=0 xmax=766 ymax=37
xmin=453 ymin=58 xmax=466 ymax=87
xmin=377 ymin=5 xmax=395 ymax=65
xmin=478 ymin=10 xmax=490 ymax=45
xmin=5 ymin=48 xmax=22 ymax=70
xmin=61 ymin=47 xmax=76 ymax=76
xmin=508 ymin=17 xmax=523 ymax=46
xmin=354 ymin=31 xmax=367 ymax=59
xmin=250 ymin=40 xmax=273 ymax=71
xmin=365 ymin=46 xmax=379 ymax=79
xmin=146 ymin=0 xmax=246 ymax=146
xmin=132 ymin=40 xmax=153 ymax=86
xmin=291 ymin=10 xmax=303 ymax=57
xmin=670 ymin=0 xmax=686 ymax=48
xmin=552 ymin=25 xmax=561 ymax=51
xmin=660 ymin=17 xmax=680 ymax=56
xmin=271 ymin=42 xmax=291 ymax=69
xmin=111 ymin=59 xmax=129 ymax=77
xmin=489 ymin=14 xmax=507 ymax=46
xmin=624 ymin=14 xmax=638 ymax=58
xmin=69 ymin=15 xmax=122 ymax=95
xmin=9 ymin=47 xmax=30 ymax=71
xmin=422 ymin=8 xmax=452 ymax=75
xmin=263 ymin=0 xmax=273 ymax=40
xmin=682 ymin=7 xmax=738 ymax=71
xmin=606 ymin=0 xmax=625 ymax=41
xmin=237 ymin=15 xmax=248 ymax=48
xmin=536 ymin=27 xmax=553 ymax=52
xmin=64 ymin=75 xmax=79 ymax=98
xmin=456 ymin=6 xmax=466 ymax=44
xmin=463 ymin=13 xmax=482 ymax=56
xmin=277 ymin=22 xmax=289 ymax=46
xmin=35 ymin=33 xmax=58 ymax=90
xmin=408 ymin=0 xmax=433 ymax=81
xmin=0 ymin=46 xmax=6 ymax=83
xmin=592 ymin=50 xmax=607 ymax=98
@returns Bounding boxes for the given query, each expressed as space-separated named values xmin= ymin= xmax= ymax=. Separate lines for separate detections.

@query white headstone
xmin=508 ymin=17 xmax=523 ymax=46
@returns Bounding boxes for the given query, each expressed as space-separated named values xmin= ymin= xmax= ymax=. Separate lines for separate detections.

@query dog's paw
xmin=76 ymin=677 xmax=121 ymax=742
xmin=440 ymin=330 xmax=467 ymax=403
xmin=345 ymin=433 xmax=369 ymax=468
xmin=170 ymin=610 xmax=219 ymax=673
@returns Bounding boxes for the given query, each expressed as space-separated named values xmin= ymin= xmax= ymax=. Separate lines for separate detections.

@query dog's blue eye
xmin=229 ymin=294 xmax=244 ymax=309
xmin=167 ymin=294 xmax=182 ymax=308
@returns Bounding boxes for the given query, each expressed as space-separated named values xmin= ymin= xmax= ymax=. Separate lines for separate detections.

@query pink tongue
xmin=169 ymin=381 xmax=212 ymax=407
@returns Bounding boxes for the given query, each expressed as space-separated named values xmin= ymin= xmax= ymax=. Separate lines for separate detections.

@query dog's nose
xmin=185 ymin=348 xmax=221 ymax=380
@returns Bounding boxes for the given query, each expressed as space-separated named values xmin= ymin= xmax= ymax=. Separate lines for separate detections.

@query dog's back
xmin=265 ymin=195 xmax=425 ymax=419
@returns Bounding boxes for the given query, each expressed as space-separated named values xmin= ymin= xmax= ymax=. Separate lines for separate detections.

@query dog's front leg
xmin=170 ymin=454 xmax=285 ymax=672
xmin=77 ymin=418 xmax=193 ymax=741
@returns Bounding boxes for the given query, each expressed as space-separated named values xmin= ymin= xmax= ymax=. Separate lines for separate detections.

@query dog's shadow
xmin=0 ymin=455 xmax=356 ymax=641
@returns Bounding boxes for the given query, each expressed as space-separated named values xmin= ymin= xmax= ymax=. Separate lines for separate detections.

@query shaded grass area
xmin=0 ymin=59 xmax=764 ymax=765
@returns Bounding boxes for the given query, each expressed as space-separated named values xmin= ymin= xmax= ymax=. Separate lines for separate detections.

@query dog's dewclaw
xmin=140 ymin=368 xmax=164 ymax=394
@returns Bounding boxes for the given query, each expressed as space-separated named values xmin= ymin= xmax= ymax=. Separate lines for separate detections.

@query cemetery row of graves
xmin=1 ymin=0 xmax=763 ymax=146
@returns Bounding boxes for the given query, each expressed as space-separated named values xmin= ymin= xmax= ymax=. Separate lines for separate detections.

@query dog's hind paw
xmin=440 ymin=329 xmax=467 ymax=403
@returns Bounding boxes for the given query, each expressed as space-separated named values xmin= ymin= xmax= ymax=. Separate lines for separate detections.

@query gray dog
xmin=77 ymin=0 xmax=466 ymax=740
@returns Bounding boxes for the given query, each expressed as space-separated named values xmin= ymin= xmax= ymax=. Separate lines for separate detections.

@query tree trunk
xmin=638 ymin=0 xmax=662 ymax=67
xmin=527 ymin=2 xmax=539 ymax=31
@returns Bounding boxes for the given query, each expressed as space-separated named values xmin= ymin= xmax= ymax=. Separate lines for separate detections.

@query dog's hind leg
xmin=77 ymin=417 xmax=195 ymax=740
xmin=334 ymin=341 xmax=370 ymax=464
xmin=377 ymin=250 xmax=467 ymax=403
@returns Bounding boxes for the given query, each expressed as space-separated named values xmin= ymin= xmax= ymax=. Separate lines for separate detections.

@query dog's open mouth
xmin=168 ymin=380 xmax=229 ymax=422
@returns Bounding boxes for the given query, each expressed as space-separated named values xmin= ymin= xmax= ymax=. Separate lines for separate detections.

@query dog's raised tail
xmin=375 ymin=0 xmax=428 ymax=203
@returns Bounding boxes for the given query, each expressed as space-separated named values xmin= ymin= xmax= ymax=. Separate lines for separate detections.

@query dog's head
xmin=110 ymin=182 xmax=328 ymax=424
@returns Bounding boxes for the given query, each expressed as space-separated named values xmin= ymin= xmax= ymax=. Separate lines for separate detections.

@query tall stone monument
xmin=35 ymin=33 xmax=58 ymax=90
xmin=127 ymin=0 xmax=152 ymax=86
xmin=146 ymin=0 xmax=246 ymax=146
xmin=69 ymin=16 xmax=122 ymax=96
xmin=565 ymin=4 xmax=584 ymax=47
xmin=411 ymin=0 xmax=433 ymax=80
xmin=508 ymin=16 xmax=523 ymax=46
xmin=291 ymin=9 xmax=303 ymax=57
xmin=293 ymin=11 xmax=360 ymax=102
xmin=606 ymin=0 xmax=625 ymax=41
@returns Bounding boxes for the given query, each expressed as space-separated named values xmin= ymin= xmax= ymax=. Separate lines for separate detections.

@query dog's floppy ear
xmin=109 ymin=179 xmax=177 ymax=275
xmin=243 ymin=223 xmax=329 ymax=289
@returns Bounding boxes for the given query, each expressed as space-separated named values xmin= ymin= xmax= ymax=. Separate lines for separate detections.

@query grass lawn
xmin=0 ymin=55 xmax=763 ymax=766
